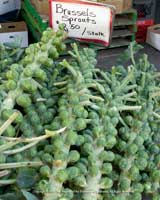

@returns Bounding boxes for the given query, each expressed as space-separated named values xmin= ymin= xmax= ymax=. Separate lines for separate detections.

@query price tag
xmin=49 ymin=0 xmax=115 ymax=46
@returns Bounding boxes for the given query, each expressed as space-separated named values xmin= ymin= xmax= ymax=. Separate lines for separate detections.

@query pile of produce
xmin=0 ymin=27 xmax=160 ymax=200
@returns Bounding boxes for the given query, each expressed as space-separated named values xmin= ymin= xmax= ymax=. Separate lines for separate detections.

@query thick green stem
xmin=0 ymin=179 xmax=16 ymax=186
xmin=0 ymin=161 xmax=43 ymax=169
xmin=0 ymin=112 xmax=19 ymax=136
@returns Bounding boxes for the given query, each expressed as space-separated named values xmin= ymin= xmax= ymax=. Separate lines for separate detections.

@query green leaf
xmin=21 ymin=190 xmax=39 ymax=200
xmin=17 ymin=168 xmax=38 ymax=189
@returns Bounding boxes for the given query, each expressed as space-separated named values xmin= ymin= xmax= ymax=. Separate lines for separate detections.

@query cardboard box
xmin=98 ymin=0 xmax=132 ymax=13
xmin=31 ymin=0 xmax=49 ymax=15
xmin=0 ymin=0 xmax=21 ymax=15
xmin=146 ymin=24 xmax=160 ymax=51
xmin=0 ymin=21 xmax=28 ymax=48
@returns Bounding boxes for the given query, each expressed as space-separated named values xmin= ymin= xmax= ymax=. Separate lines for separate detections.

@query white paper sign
xmin=49 ymin=0 xmax=114 ymax=46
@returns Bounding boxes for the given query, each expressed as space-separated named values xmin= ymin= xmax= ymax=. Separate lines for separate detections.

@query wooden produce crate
xmin=97 ymin=0 xmax=132 ymax=14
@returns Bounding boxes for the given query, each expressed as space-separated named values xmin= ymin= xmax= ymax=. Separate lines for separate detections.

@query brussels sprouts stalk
xmin=0 ymin=170 xmax=10 ymax=178
xmin=0 ymin=179 xmax=16 ymax=185
xmin=0 ymin=161 xmax=43 ymax=169
xmin=0 ymin=111 xmax=19 ymax=135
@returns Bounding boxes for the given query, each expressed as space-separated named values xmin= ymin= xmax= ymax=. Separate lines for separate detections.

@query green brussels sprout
xmin=125 ymin=115 xmax=133 ymax=126
xmin=73 ymin=105 xmax=85 ymax=118
xmin=56 ymin=169 xmax=68 ymax=183
xmin=75 ymin=135 xmax=85 ymax=146
xmin=83 ymin=134 xmax=93 ymax=143
xmin=119 ymin=158 xmax=131 ymax=171
xmin=68 ymin=150 xmax=80 ymax=163
xmin=100 ymin=177 xmax=113 ymax=189
xmin=37 ymin=179 xmax=49 ymax=193
xmin=151 ymin=170 xmax=160 ymax=182
xmin=111 ymin=117 xmax=119 ymax=126
xmin=147 ymin=161 xmax=156 ymax=171
xmin=76 ymin=162 xmax=88 ymax=175
xmin=5 ymin=80 xmax=17 ymax=90
xmin=97 ymin=137 xmax=106 ymax=147
xmin=16 ymin=94 xmax=31 ymax=108
xmin=75 ymin=118 xmax=87 ymax=131
xmin=52 ymin=138 xmax=64 ymax=150
xmin=134 ymin=136 xmax=144 ymax=146
xmin=128 ymin=166 xmax=139 ymax=181
xmin=82 ymin=143 xmax=94 ymax=155
xmin=132 ymin=183 xmax=144 ymax=193
xmin=99 ymin=151 xmax=115 ymax=162
xmin=69 ymin=95 xmax=79 ymax=105
xmin=54 ymin=151 xmax=68 ymax=161
xmin=105 ymin=135 xmax=117 ymax=149
xmin=129 ymin=193 xmax=142 ymax=200
xmin=40 ymin=165 xmax=51 ymax=177
xmin=1 ymin=109 xmax=23 ymax=123
xmin=67 ymin=167 xmax=79 ymax=180
xmin=137 ymin=150 xmax=148 ymax=160
xmin=66 ymin=131 xmax=78 ymax=145
xmin=155 ymin=155 xmax=160 ymax=165
xmin=148 ymin=144 xmax=159 ymax=154
xmin=107 ymin=124 xmax=117 ymax=136
xmin=102 ymin=163 xmax=113 ymax=175
xmin=143 ymin=182 xmax=152 ymax=193
xmin=61 ymin=188 xmax=74 ymax=199
xmin=30 ymin=114 xmax=40 ymax=125
xmin=14 ymin=153 xmax=23 ymax=162
xmin=73 ymin=175 xmax=87 ymax=187
xmin=20 ymin=79 xmax=37 ymax=93
xmin=6 ymin=70 xmax=19 ymax=80
xmin=37 ymin=103 xmax=47 ymax=113
xmin=44 ymin=145 xmax=54 ymax=154
xmin=92 ymin=126 xmax=103 ymax=138
xmin=135 ymin=157 xmax=148 ymax=170
xmin=27 ymin=147 xmax=37 ymax=158
xmin=4 ymin=125 xmax=16 ymax=137
xmin=41 ymin=153 xmax=53 ymax=164
xmin=23 ymin=67 xmax=33 ymax=77
xmin=119 ymin=177 xmax=131 ymax=191
xmin=116 ymin=139 xmax=127 ymax=152
xmin=48 ymin=46 xmax=59 ymax=59
xmin=152 ymin=194 xmax=160 ymax=200
xmin=127 ymin=144 xmax=138 ymax=155
xmin=34 ymin=69 xmax=47 ymax=81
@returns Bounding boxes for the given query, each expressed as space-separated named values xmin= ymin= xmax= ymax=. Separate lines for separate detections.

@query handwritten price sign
xmin=49 ymin=0 xmax=115 ymax=46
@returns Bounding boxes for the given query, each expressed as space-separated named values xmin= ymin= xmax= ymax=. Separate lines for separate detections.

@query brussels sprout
xmin=16 ymin=94 xmax=31 ymax=108
xmin=4 ymin=125 xmax=16 ymax=137
xmin=40 ymin=165 xmax=51 ymax=178
xmin=99 ymin=151 xmax=115 ymax=162
xmin=41 ymin=153 xmax=53 ymax=164
xmin=5 ymin=80 xmax=17 ymax=90
xmin=127 ymin=144 xmax=138 ymax=155
xmin=151 ymin=170 xmax=160 ymax=182
xmin=66 ymin=131 xmax=78 ymax=145
xmin=56 ymin=169 xmax=68 ymax=183
xmin=102 ymin=163 xmax=113 ymax=175
xmin=68 ymin=150 xmax=80 ymax=163
xmin=105 ymin=135 xmax=117 ymax=149
xmin=119 ymin=158 xmax=131 ymax=171
xmin=128 ymin=166 xmax=139 ymax=181
xmin=67 ymin=167 xmax=79 ymax=180
xmin=100 ymin=177 xmax=113 ymax=189
xmin=61 ymin=188 xmax=74 ymax=199
xmin=135 ymin=158 xmax=148 ymax=170
xmin=119 ymin=177 xmax=131 ymax=191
